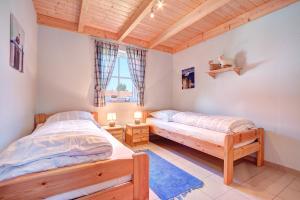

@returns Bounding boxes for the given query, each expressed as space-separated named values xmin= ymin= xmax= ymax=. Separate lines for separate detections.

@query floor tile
xmin=277 ymin=177 xmax=300 ymax=200
xmin=241 ymin=166 xmax=295 ymax=196
xmin=216 ymin=189 xmax=251 ymax=200
xmin=171 ymin=157 xmax=212 ymax=179
xmin=184 ymin=189 xmax=212 ymax=200
xmin=233 ymin=162 xmax=266 ymax=184
xmin=150 ymin=189 xmax=160 ymax=200
xmin=200 ymin=176 xmax=232 ymax=199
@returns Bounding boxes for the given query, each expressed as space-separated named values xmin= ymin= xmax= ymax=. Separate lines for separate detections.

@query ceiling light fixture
xmin=150 ymin=0 xmax=164 ymax=18
xmin=150 ymin=7 xmax=155 ymax=18
xmin=150 ymin=11 xmax=155 ymax=18
xmin=157 ymin=0 xmax=164 ymax=9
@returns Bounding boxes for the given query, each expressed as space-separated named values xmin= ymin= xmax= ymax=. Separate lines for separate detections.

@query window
xmin=106 ymin=50 xmax=137 ymax=103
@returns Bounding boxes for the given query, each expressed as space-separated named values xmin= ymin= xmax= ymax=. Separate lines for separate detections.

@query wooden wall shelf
xmin=207 ymin=67 xmax=242 ymax=79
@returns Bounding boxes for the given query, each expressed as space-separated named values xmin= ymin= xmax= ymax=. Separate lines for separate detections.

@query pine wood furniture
xmin=0 ymin=112 xmax=149 ymax=200
xmin=125 ymin=123 xmax=150 ymax=146
xmin=143 ymin=111 xmax=264 ymax=185
xmin=33 ymin=0 xmax=296 ymax=53
xmin=103 ymin=125 xmax=124 ymax=142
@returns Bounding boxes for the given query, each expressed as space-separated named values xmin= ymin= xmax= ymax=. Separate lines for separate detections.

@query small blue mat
xmin=144 ymin=150 xmax=204 ymax=200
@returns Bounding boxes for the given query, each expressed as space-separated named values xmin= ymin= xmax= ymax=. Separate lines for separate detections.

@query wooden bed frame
xmin=143 ymin=111 xmax=264 ymax=185
xmin=0 ymin=112 xmax=149 ymax=200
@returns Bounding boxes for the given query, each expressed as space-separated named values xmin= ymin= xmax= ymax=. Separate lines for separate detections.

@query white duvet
xmin=0 ymin=120 xmax=113 ymax=182
xmin=171 ymin=112 xmax=255 ymax=133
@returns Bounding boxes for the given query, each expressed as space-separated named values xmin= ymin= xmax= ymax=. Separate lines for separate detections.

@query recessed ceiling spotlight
xmin=150 ymin=7 xmax=155 ymax=18
xmin=150 ymin=11 xmax=155 ymax=18
xmin=157 ymin=0 xmax=164 ymax=9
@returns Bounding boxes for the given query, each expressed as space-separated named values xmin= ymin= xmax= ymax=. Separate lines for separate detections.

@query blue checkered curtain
xmin=94 ymin=41 xmax=119 ymax=107
xmin=126 ymin=47 xmax=147 ymax=106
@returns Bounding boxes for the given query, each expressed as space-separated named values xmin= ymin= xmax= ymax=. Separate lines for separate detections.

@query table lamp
xmin=134 ymin=111 xmax=142 ymax=125
xmin=107 ymin=112 xmax=116 ymax=127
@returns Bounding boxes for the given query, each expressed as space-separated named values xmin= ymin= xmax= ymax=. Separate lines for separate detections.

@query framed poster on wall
xmin=182 ymin=67 xmax=195 ymax=89
xmin=10 ymin=14 xmax=25 ymax=73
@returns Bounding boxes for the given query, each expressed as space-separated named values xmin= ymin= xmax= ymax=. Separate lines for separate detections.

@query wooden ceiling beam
xmin=78 ymin=0 xmax=89 ymax=32
xmin=173 ymin=0 xmax=297 ymax=53
xmin=117 ymin=0 xmax=155 ymax=42
xmin=37 ymin=14 xmax=78 ymax=32
xmin=84 ymin=26 xmax=118 ymax=40
xmin=148 ymin=0 xmax=231 ymax=48
xmin=36 ymin=14 xmax=174 ymax=54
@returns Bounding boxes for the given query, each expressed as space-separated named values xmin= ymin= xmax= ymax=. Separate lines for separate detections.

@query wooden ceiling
xmin=33 ymin=0 xmax=297 ymax=54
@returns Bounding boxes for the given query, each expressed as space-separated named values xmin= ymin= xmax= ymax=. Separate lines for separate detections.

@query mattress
xmin=47 ymin=128 xmax=133 ymax=200
xmin=146 ymin=118 xmax=255 ymax=148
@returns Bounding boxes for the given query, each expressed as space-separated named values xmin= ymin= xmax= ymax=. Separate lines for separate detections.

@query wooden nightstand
xmin=103 ymin=125 xmax=124 ymax=142
xmin=125 ymin=123 xmax=149 ymax=146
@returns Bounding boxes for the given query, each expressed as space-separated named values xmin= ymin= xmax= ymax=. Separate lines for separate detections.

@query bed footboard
xmin=133 ymin=152 xmax=149 ymax=200
xmin=0 ymin=153 xmax=149 ymax=200
xmin=224 ymin=128 xmax=264 ymax=184
xmin=149 ymin=123 xmax=264 ymax=185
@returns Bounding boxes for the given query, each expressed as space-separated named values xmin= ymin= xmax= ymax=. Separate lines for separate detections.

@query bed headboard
xmin=142 ymin=110 xmax=156 ymax=123
xmin=34 ymin=112 xmax=98 ymax=128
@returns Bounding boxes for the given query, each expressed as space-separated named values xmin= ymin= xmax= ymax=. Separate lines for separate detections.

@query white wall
xmin=0 ymin=0 xmax=37 ymax=151
xmin=172 ymin=2 xmax=300 ymax=170
xmin=36 ymin=26 xmax=173 ymax=125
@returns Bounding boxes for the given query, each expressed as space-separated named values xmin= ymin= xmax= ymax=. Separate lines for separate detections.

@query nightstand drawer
xmin=102 ymin=125 xmax=124 ymax=142
xmin=132 ymin=129 xmax=141 ymax=134
xmin=110 ymin=130 xmax=123 ymax=136
xmin=141 ymin=127 xmax=149 ymax=134
xmin=114 ymin=135 xmax=123 ymax=141
xmin=133 ymin=133 xmax=147 ymax=140
xmin=133 ymin=136 xmax=149 ymax=143
xmin=132 ymin=127 xmax=149 ymax=135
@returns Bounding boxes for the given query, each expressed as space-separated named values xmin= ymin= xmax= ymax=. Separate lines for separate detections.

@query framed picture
xmin=10 ymin=14 xmax=25 ymax=73
xmin=182 ymin=67 xmax=195 ymax=89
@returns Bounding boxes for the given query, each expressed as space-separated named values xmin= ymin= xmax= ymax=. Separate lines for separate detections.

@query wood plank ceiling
xmin=33 ymin=0 xmax=297 ymax=54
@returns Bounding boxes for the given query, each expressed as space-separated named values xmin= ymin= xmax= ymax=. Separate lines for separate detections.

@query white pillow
xmin=46 ymin=111 xmax=94 ymax=123
xmin=150 ymin=110 xmax=179 ymax=122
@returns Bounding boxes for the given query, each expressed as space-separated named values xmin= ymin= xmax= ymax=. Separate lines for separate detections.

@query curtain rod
xmin=91 ymin=36 xmax=148 ymax=51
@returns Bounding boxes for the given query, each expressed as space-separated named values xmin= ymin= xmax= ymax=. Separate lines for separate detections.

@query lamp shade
xmin=134 ymin=111 xmax=142 ymax=119
xmin=107 ymin=112 xmax=116 ymax=121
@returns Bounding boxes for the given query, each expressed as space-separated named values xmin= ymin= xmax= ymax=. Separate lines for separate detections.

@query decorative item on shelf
xmin=218 ymin=55 xmax=235 ymax=68
xmin=107 ymin=112 xmax=116 ymax=127
xmin=134 ymin=111 xmax=142 ymax=125
xmin=207 ymin=55 xmax=241 ymax=79
xmin=209 ymin=60 xmax=221 ymax=71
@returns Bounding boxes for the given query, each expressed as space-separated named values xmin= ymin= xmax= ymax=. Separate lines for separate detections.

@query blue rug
xmin=144 ymin=150 xmax=204 ymax=200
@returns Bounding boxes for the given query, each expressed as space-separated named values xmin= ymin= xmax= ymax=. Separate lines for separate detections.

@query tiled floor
xmin=130 ymin=138 xmax=300 ymax=200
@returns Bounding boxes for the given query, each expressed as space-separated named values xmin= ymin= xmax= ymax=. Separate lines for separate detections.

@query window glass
xmin=105 ymin=50 xmax=136 ymax=103
xmin=119 ymin=57 xmax=130 ymax=77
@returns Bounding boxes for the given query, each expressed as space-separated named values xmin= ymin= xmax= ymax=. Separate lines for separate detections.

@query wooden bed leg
xmin=256 ymin=128 xmax=264 ymax=167
xmin=133 ymin=152 xmax=149 ymax=200
xmin=224 ymin=135 xmax=234 ymax=185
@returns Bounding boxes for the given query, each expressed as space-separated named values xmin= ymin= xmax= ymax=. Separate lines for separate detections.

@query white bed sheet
xmin=147 ymin=118 xmax=255 ymax=148
xmin=47 ymin=127 xmax=134 ymax=200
